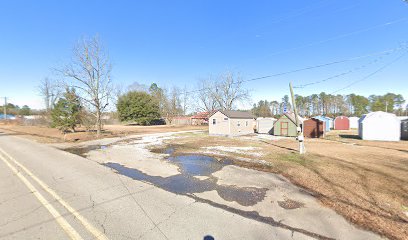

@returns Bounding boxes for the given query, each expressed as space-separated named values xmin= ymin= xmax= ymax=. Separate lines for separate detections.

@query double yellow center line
xmin=0 ymin=147 xmax=109 ymax=240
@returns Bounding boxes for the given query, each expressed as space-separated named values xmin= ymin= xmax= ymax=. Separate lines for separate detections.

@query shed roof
xmin=210 ymin=110 xmax=254 ymax=119
xmin=360 ymin=111 xmax=398 ymax=123
xmin=283 ymin=112 xmax=305 ymax=125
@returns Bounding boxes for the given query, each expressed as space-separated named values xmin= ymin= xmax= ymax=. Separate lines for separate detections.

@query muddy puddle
xmin=104 ymin=152 xmax=267 ymax=206
xmin=63 ymin=143 xmax=267 ymax=206
xmin=63 ymin=145 xmax=108 ymax=157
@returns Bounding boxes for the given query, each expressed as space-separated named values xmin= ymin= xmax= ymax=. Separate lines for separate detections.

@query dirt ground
xmin=0 ymin=123 xmax=206 ymax=143
xmin=162 ymin=131 xmax=408 ymax=240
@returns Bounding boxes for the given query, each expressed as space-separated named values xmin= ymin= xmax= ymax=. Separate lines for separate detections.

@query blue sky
xmin=0 ymin=0 xmax=407 ymax=110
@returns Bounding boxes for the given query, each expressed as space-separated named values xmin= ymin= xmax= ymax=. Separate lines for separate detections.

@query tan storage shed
xmin=256 ymin=117 xmax=276 ymax=134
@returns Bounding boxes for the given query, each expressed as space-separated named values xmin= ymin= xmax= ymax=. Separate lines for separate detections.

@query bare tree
xmin=57 ymin=36 xmax=113 ymax=136
xmin=196 ymin=77 xmax=219 ymax=112
xmin=213 ymin=71 xmax=250 ymax=110
xmin=165 ymin=87 xmax=183 ymax=124
xmin=38 ymin=77 xmax=61 ymax=112
xmin=181 ymin=85 xmax=190 ymax=115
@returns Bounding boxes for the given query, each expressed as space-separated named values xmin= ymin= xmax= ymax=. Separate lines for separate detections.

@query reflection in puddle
xmin=104 ymin=153 xmax=267 ymax=206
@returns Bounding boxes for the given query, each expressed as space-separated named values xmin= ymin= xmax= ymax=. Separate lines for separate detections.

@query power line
xmin=183 ymin=44 xmax=407 ymax=95
xmin=262 ymin=17 xmax=408 ymax=58
xmin=331 ymin=50 xmax=408 ymax=94
xmin=293 ymin=45 xmax=405 ymax=88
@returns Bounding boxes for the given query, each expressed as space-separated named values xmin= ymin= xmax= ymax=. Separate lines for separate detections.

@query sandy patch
xmin=202 ymin=146 xmax=263 ymax=157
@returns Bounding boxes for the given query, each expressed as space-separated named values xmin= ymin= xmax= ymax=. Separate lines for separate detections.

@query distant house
xmin=334 ymin=116 xmax=350 ymax=130
xmin=314 ymin=116 xmax=332 ymax=132
xmin=209 ymin=110 xmax=255 ymax=136
xmin=303 ymin=118 xmax=325 ymax=138
xmin=191 ymin=112 xmax=210 ymax=125
xmin=358 ymin=111 xmax=400 ymax=141
xmin=256 ymin=117 xmax=276 ymax=134
xmin=273 ymin=112 xmax=304 ymax=137
xmin=349 ymin=117 xmax=359 ymax=129
xmin=401 ymin=118 xmax=408 ymax=140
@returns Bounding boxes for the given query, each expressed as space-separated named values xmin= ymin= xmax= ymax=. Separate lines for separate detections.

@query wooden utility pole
xmin=2 ymin=97 xmax=7 ymax=120
xmin=289 ymin=83 xmax=305 ymax=154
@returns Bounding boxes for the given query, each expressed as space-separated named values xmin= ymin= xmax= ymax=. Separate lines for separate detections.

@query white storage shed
xmin=349 ymin=117 xmax=359 ymax=129
xmin=256 ymin=117 xmax=276 ymax=134
xmin=358 ymin=111 xmax=401 ymax=141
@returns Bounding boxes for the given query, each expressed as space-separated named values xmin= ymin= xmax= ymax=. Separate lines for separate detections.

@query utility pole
xmin=2 ymin=97 xmax=7 ymax=120
xmin=385 ymin=100 xmax=388 ymax=113
xmin=289 ymin=82 xmax=305 ymax=154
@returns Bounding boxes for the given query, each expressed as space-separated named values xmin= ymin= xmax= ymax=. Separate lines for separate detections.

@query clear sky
xmin=0 ymin=0 xmax=407 ymax=110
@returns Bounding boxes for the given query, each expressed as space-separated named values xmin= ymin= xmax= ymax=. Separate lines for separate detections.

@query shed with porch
xmin=209 ymin=110 xmax=255 ymax=136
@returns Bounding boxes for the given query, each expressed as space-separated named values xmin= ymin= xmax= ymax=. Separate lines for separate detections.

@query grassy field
xmin=162 ymin=130 xmax=408 ymax=240
xmin=0 ymin=123 xmax=206 ymax=143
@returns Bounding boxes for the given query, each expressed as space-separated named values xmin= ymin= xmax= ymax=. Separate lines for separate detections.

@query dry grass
xmin=164 ymin=131 xmax=408 ymax=240
xmin=0 ymin=123 xmax=206 ymax=143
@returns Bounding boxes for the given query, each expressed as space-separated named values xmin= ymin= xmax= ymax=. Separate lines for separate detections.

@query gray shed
xmin=256 ymin=117 xmax=277 ymax=134
xmin=401 ymin=119 xmax=408 ymax=140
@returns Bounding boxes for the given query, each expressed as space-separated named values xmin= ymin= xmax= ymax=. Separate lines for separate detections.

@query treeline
xmin=0 ymin=103 xmax=33 ymax=116
xmin=252 ymin=92 xmax=406 ymax=118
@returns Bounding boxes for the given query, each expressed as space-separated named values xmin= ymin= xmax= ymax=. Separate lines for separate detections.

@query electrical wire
xmin=183 ymin=44 xmax=407 ymax=95
xmin=292 ymin=45 xmax=406 ymax=88
xmin=331 ymin=50 xmax=408 ymax=94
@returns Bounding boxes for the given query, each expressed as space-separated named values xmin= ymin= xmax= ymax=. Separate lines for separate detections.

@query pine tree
xmin=51 ymin=88 xmax=81 ymax=133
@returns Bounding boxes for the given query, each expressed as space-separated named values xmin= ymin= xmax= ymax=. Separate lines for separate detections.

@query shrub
xmin=117 ymin=91 xmax=160 ymax=125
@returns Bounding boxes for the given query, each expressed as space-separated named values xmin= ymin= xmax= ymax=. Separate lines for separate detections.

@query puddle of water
xmin=104 ymin=158 xmax=267 ymax=206
xmin=168 ymin=155 xmax=233 ymax=176
xmin=65 ymin=142 xmax=267 ymax=206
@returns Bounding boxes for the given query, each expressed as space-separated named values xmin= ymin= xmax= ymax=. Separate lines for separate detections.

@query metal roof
xmin=210 ymin=110 xmax=254 ymax=119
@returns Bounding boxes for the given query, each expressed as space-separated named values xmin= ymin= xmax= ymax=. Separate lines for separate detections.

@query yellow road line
xmin=0 ymin=147 xmax=109 ymax=240
xmin=0 ymin=152 xmax=83 ymax=240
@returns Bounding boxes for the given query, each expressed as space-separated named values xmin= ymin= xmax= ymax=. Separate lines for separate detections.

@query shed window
xmin=213 ymin=119 xmax=216 ymax=125
xmin=237 ymin=121 xmax=240 ymax=127
xmin=224 ymin=118 xmax=228 ymax=120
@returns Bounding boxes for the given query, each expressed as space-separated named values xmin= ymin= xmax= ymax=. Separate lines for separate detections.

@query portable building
xmin=349 ymin=117 xmax=360 ymax=129
xmin=401 ymin=119 xmax=408 ymax=140
xmin=314 ymin=116 xmax=332 ymax=132
xmin=273 ymin=113 xmax=304 ymax=137
xmin=334 ymin=116 xmax=350 ymax=130
xmin=303 ymin=118 xmax=325 ymax=138
xmin=256 ymin=117 xmax=277 ymax=134
xmin=358 ymin=111 xmax=400 ymax=141
xmin=209 ymin=110 xmax=255 ymax=136
xmin=191 ymin=112 xmax=210 ymax=125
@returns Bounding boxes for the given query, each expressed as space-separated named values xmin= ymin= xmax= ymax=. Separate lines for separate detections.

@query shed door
xmin=281 ymin=122 xmax=289 ymax=136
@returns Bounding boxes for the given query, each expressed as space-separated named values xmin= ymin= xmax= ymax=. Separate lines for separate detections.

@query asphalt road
xmin=0 ymin=132 xmax=380 ymax=240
